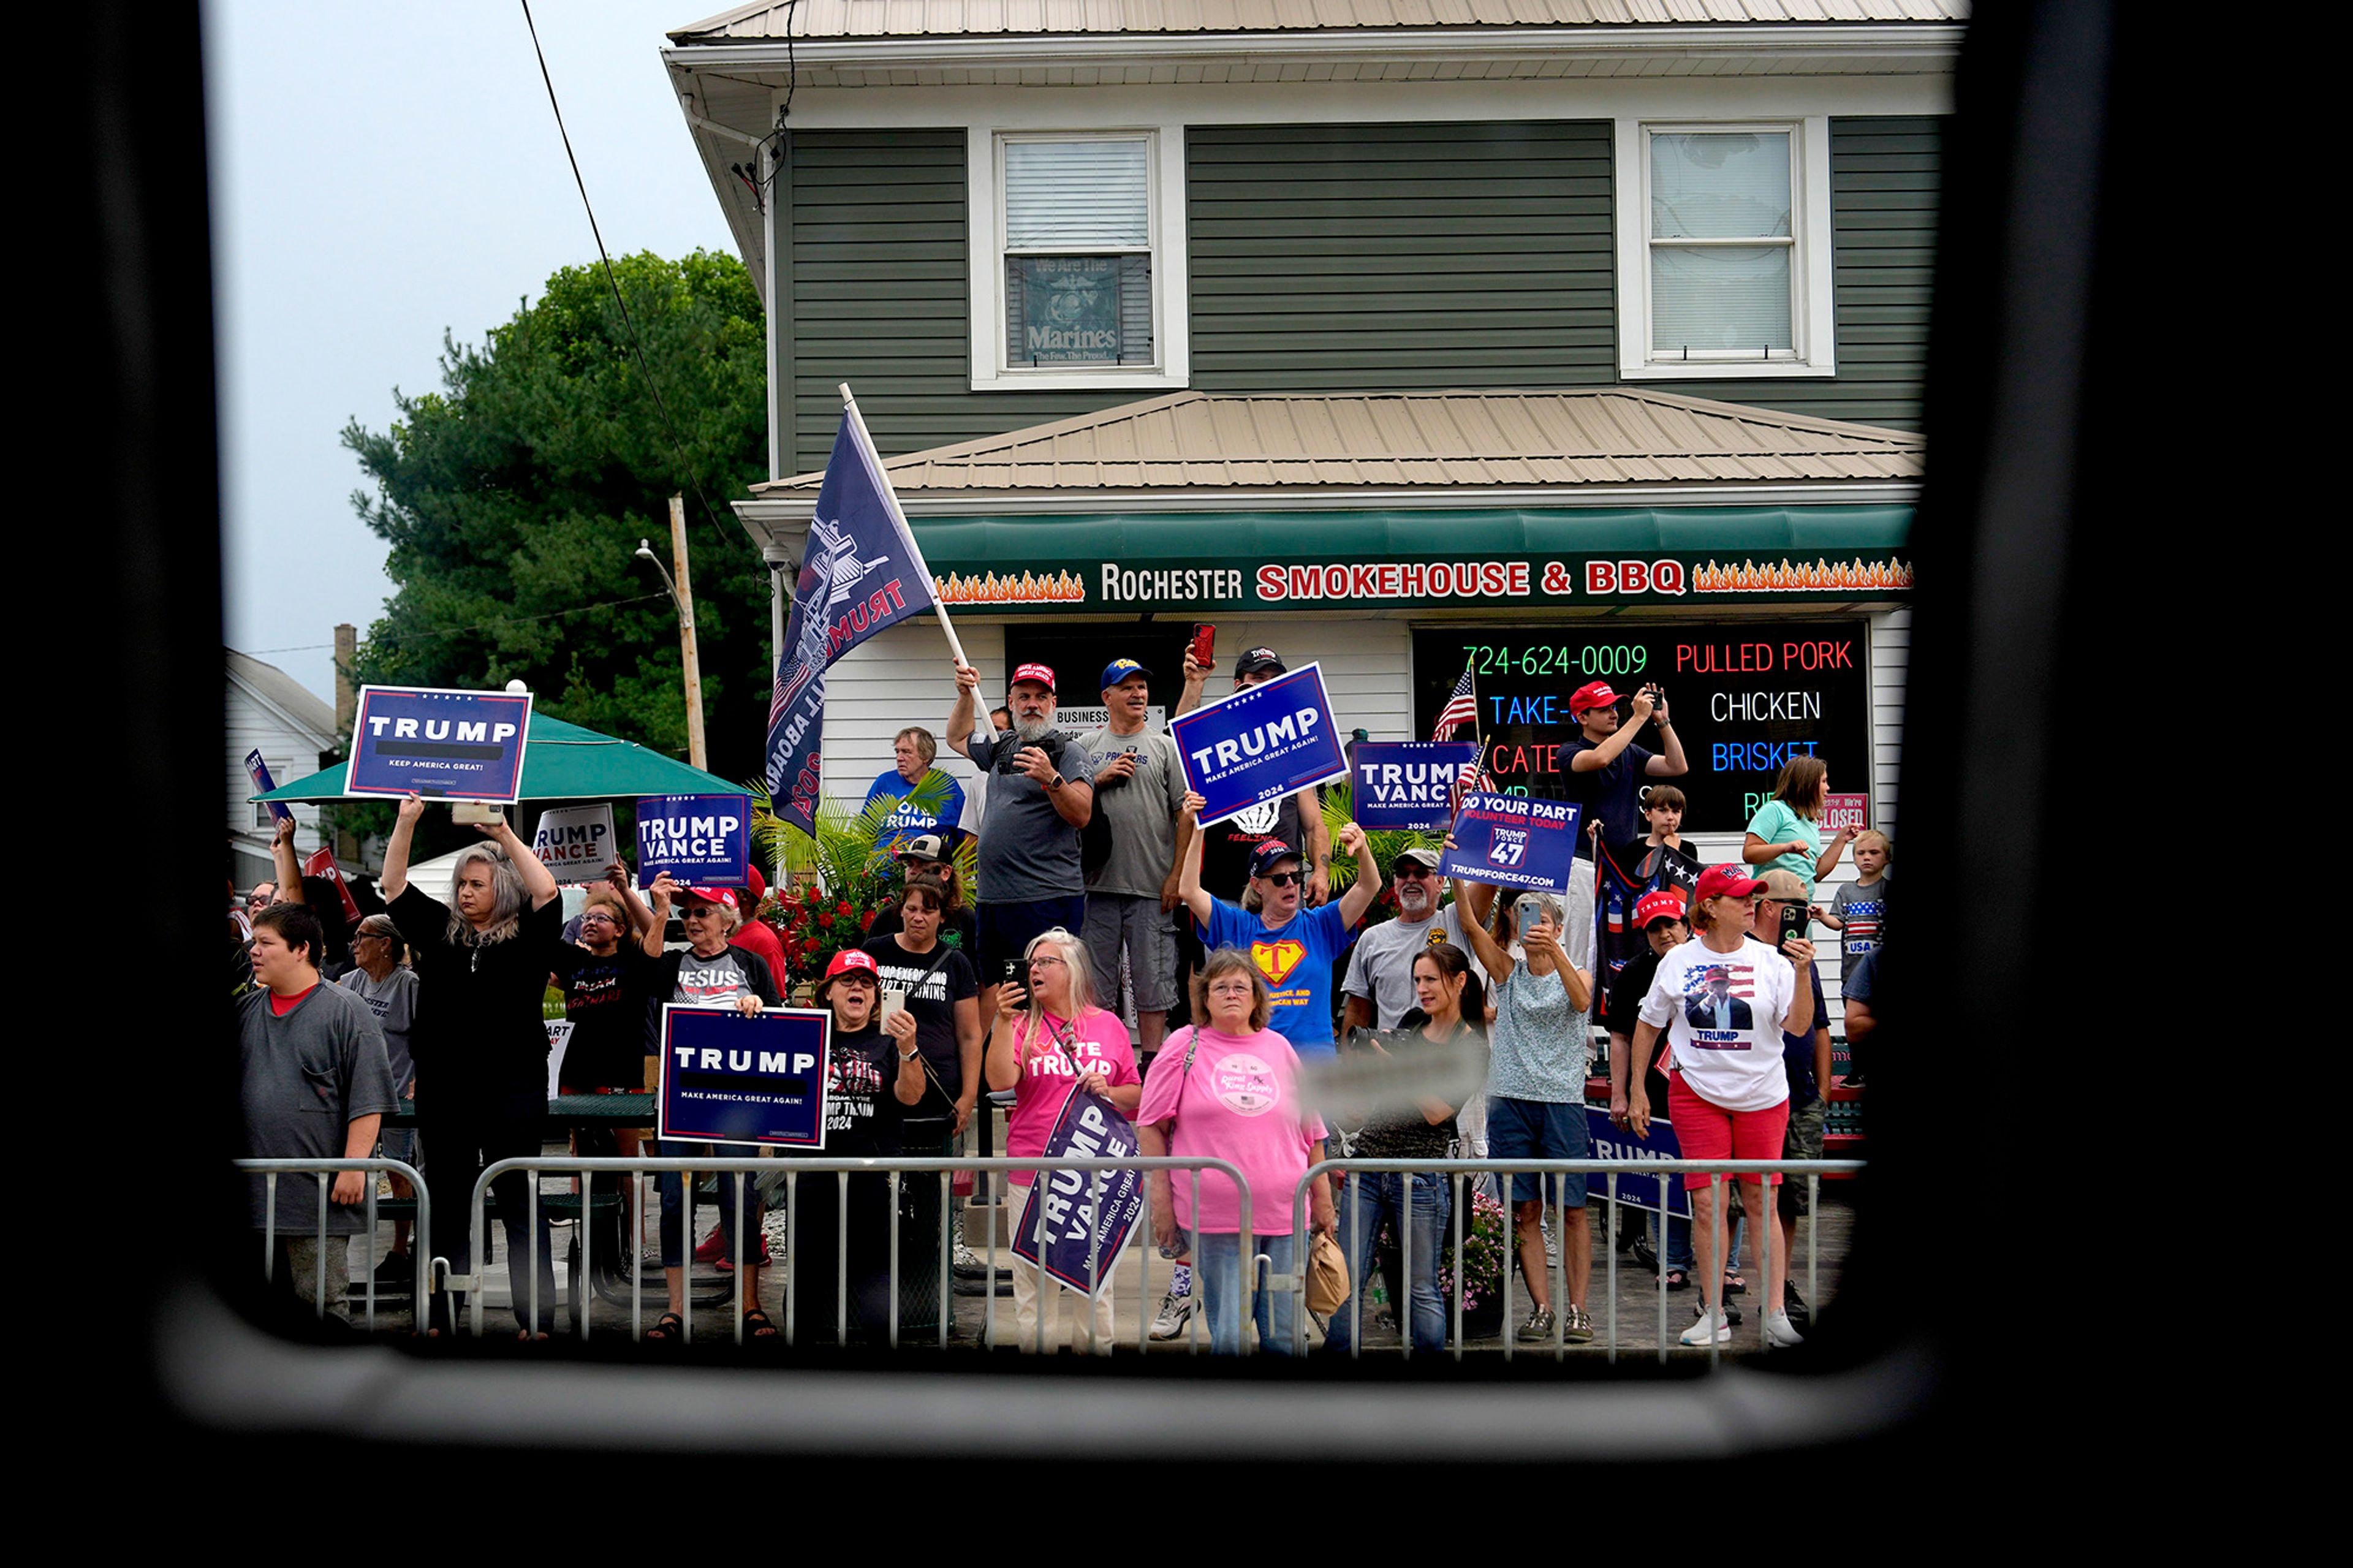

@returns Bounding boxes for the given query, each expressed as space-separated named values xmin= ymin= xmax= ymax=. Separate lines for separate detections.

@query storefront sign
xmin=347 ymin=685 xmax=532 ymax=801
xmin=1438 ymin=793 xmax=1583 ymax=894
xmin=533 ymin=804 xmax=616 ymax=882
xmin=1170 ymin=662 xmax=1348 ymax=828
xmin=657 ymin=1006 xmax=833 ymax=1147
xmin=1012 ymin=1089 xmax=1145 ymax=1298
xmin=635 ymin=793 xmax=752 ymax=888
xmin=1351 ymin=741 xmax=1482 ymax=830
xmin=1412 ymin=624 xmax=1873 ymax=834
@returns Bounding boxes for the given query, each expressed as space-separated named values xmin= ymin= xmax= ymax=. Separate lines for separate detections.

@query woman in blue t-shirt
xmin=1741 ymin=756 xmax=1855 ymax=901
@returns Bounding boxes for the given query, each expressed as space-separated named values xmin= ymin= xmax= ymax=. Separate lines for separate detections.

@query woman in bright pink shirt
xmin=983 ymin=925 xmax=1140 ymax=1354
xmin=1136 ymin=947 xmax=1337 ymax=1355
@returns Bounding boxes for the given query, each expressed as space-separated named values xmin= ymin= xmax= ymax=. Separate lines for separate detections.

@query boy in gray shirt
xmin=238 ymin=903 xmax=399 ymax=1319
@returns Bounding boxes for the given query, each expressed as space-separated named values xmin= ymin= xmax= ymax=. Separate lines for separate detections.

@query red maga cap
xmin=1633 ymin=888 xmax=1689 ymax=927
xmin=1569 ymin=681 xmax=1620 ymax=714
xmin=824 ymin=948 xmax=879 ymax=981
xmin=1691 ymin=865 xmax=1767 ymax=904
xmin=1010 ymin=662 xmax=1057 ymax=692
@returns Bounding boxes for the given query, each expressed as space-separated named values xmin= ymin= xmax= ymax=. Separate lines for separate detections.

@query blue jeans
xmin=1652 ymin=1210 xmax=1696 ymax=1271
xmin=1195 ymin=1232 xmax=1298 ymax=1356
xmin=1323 ymin=1173 xmax=1449 ymax=1355
xmin=655 ymin=1140 xmax=759 ymax=1268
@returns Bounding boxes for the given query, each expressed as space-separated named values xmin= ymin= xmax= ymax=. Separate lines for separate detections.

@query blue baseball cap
xmin=1248 ymin=840 xmax=1301 ymax=877
xmin=1099 ymin=657 xmax=1153 ymax=689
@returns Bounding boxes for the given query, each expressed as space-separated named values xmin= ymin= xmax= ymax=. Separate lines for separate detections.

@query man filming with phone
xmin=1564 ymin=680 xmax=1690 ymax=850
xmin=948 ymin=660 xmax=1096 ymax=1022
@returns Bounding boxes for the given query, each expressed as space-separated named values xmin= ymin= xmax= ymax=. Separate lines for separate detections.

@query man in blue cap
xmin=1072 ymin=657 xmax=1189 ymax=1061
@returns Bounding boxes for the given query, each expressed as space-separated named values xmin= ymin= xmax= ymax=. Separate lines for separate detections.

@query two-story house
xmin=663 ymin=2 xmax=1955 ymax=884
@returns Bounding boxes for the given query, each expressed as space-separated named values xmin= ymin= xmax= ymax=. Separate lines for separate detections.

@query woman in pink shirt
xmin=983 ymin=926 xmax=1141 ymax=1354
xmin=1136 ymin=948 xmax=1337 ymax=1355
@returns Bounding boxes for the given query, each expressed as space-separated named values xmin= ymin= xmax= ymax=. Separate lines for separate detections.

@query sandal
xmin=1723 ymin=1271 xmax=1748 ymax=1296
xmin=1663 ymin=1267 xmax=1690 ymax=1290
xmin=743 ymin=1308 xmax=778 ymax=1340
xmin=645 ymin=1312 xmax=685 ymax=1343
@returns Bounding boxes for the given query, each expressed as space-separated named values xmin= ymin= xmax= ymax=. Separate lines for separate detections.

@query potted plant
xmin=1439 ymin=1186 xmax=1512 ymax=1340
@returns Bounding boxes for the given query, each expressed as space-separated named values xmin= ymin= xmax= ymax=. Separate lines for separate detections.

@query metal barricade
xmin=235 ymin=1157 xmax=430 ymax=1333
xmin=466 ymin=1154 xmax=1248 ymax=1350
xmin=1290 ymin=1157 xmax=1864 ymax=1364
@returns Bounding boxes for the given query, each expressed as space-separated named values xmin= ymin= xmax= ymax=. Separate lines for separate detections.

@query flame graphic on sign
xmin=931 ymin=569 xmax=1087 ymax=605
xmin=1691 ymin=558 xmax=1914 ymax=594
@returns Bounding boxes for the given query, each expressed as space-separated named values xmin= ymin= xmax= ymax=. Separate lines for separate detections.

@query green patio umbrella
xmin=249 ymin=712 xmax=746 ymax=803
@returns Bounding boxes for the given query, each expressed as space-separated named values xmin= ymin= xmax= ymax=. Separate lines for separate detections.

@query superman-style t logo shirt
xmin=1252 ymin=939 xmax=1306 ymax=985
xmin=1196 ymin=899 xmax=1354 ymax=1059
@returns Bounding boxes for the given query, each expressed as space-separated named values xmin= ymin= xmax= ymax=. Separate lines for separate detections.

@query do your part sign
xmin=1438 ymin=792 xmax=1583 ymax=893
xmin=1169 ymin=662 xmax=1348 ymax=828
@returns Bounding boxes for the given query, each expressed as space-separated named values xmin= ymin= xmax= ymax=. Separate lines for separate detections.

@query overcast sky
xmin=207 ymin=0 xmax=738 ymax=704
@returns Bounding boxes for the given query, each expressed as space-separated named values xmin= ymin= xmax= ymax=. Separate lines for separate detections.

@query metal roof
xmin=673 ymin=1 xmax=1969 ymax=44
xmin=754 ymin=388 xmax=1922 ymax=499
xmin=226 ymin=648 xmax=336 ymax=740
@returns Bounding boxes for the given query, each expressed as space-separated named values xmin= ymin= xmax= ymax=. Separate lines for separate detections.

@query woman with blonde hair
xmin=984 ymin=926 xmax=1141 ymax=1352
xmin=1741 ymin=754 xmax=1854 ymax=900
xmin=381 ymin=791 xmax=564 ymax=1338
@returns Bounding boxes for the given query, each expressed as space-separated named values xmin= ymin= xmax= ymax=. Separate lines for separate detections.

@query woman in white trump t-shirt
xmin=1627 ymin=864 xmax=1816 ymax=1350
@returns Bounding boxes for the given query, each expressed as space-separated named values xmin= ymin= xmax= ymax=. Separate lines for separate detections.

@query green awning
xmin=910 ymin=504 xmax=1914 ymax=613
xmin=250 ymin=713 xmax=744 ymax=804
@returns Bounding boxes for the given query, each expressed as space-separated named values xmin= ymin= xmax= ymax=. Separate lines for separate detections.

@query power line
xmin=517 ymin=0 xmax=743 ymax=555
xmin=241 ymin=592 xmax=671 ymax=656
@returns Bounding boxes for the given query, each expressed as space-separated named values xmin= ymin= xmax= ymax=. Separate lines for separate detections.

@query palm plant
xmin=741 ymin=775 xmax=979 ymax=987
xmin=1318 ymin=781 xmax=1446 ymax=926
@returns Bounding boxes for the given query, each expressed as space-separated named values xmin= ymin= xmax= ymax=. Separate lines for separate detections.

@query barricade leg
xmin=1188 ymin=1173 xmax=1202 ymax=1355
xmin=1450 ymin=1173 xmax=1464 ymax=1363
xmin=315 ymin=1179 xmax=328 ymax=1319
xmin=1709 ymin=1175 xmax=1724 ymax=1369
xmin=939 ymin=1172 xmax=952 ymax=1351
xmin=263 ymin=1177 xmax=276 ymax=1285
xmin=890 ymin=1172 xmax=903 ymax=1351
xmin=735 ymin=1175 xmax=748 ymax=1347
xmin=1604 ymin=1173 xmax=1616 ymax=1364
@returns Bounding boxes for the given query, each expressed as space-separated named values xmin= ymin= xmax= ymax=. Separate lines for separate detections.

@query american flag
xmin=1445 ymin=755 xmax=1494 ymax=816
xmin=1432 ymin=666 xmax=1478 ymax=740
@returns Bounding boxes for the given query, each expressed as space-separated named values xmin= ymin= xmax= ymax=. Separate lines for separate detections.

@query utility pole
xmin=669 ymin=495 xmax=707 ymax=771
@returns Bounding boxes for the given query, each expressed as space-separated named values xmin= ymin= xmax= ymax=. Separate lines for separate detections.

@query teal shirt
xmin=1745 ymin=799 xmax=1823 ymax=897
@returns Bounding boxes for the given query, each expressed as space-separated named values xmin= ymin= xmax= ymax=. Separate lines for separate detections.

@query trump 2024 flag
xmin=767 ymin=412 xmax=936 ymax=832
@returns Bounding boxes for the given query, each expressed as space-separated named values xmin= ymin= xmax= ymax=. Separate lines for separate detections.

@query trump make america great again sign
xmin=347 ymin=686 xmax=532 ymax=802
xmin=1170 ymin=662 xmax=1348 ymax=828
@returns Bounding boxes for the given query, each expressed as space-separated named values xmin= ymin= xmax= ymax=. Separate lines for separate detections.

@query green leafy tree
xmin=342 ymin=249 xmax=769 ymax=777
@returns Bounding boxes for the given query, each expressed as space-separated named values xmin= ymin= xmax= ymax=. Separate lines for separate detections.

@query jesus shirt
xmin=1637 ymin=939 xmax=1798 ymax=1113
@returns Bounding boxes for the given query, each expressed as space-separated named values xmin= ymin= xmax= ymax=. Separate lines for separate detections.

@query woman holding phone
xmin=984 ymin=928 xmax=1141 ymax=1353
xmin=1741 ymin=755 xmax=1853 ymax=900
xmin=1449 ymin=866 xmax=1597 ymax=1347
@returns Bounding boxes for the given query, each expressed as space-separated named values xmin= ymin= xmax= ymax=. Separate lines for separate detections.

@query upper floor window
xmin=1617 ymin=119 xmax=1835 ymax=379
xmin=971 ymin=130 xmax=1188 ymax=391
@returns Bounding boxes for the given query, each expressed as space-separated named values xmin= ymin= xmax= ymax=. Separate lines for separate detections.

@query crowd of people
xmin=231 ymin=644 xmax=1887 ymax=1354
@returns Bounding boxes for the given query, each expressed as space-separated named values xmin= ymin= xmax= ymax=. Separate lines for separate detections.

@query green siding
xmin=1639 ymin=116 xmax=1942 ymax=431
xmin=1187 ymin=121 xmax=1618 ymax=390
xmin=783 ymin=130 xmax=1123 ymax=474
xmin=775 ymin=116 xmax=1942 ymax=473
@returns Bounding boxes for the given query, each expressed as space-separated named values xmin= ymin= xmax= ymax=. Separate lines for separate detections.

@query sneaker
xmin=712 ymin=1235 xmax=774 ymax=1273
xmin=1148 ymin=1292 xmax=1196 ymax=1341
xmin=1562 ymin=1306 xmax=1594 ymax=1344
xmin=1765 ymin=1309 xmax=1806 ymax=1347
xmin=1722 ymin=1297 xmax=1745 ymax=1327
xmin=1680 ymin=1305 xmax=1732 ymax=1346
xmin=693 ymin=1227 xmax=727 ymax=1263
xmin=1515 ymin=1306 xmax=1556 ymax=1343
xmin=1783 ymin=1279 xmax=1811 ymax=1330
xmin=953 ymin=1243 xmax=1010 ymax=1281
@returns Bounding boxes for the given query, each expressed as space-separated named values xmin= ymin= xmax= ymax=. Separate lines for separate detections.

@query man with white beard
xmin=1340 ymin=848 xmax=1498 ymax=1034
xmin=947 ymin=660 xmax=1097 ymax=1020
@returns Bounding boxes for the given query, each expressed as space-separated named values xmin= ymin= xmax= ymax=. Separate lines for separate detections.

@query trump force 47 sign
xmin=1438 ymin=792 xmax=1583 ymax=893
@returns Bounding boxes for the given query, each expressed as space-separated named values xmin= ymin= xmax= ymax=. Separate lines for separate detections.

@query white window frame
xmin=969 ymin=127 xmax=1189 ymax=392
xmin=1615 ymin=116 xmax=1835 ymax=380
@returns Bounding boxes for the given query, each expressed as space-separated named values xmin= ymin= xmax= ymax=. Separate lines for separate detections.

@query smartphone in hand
xmin=1778 ymin=900 xmax=1808 ymax=953
xmin=1189 ymin=623 xmax=1216 ymax=668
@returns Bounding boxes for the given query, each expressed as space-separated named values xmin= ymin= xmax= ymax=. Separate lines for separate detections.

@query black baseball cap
xmin=1234 ymin=646 xmax=1285 ymax=677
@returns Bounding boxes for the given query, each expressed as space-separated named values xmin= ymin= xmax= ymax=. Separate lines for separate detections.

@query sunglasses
xmin=1260 ymin=869 xmax=1303 ymax=887
xmin=1390 ymin=863 xmax=1436 ymax=879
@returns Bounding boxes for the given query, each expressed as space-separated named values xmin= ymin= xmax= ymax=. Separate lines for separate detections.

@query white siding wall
xmin=225 ymin=681 xmax=326 ymax=859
